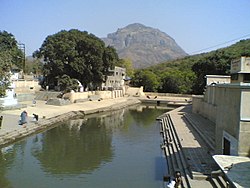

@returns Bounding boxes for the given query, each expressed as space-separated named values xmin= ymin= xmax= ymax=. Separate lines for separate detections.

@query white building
xmin=205 ymin=75 xmax=231 ymax=86
xmin=102 ymin=66 xmax=126 ymax=90
xmin=231 ymin=56 xmax=250 ymax=83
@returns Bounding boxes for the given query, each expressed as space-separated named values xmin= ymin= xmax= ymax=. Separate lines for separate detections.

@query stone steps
xmin=210 ymin=170 xmax=230 ymax=188
xmin=159 ymin=114 xmax=191 ymax=188
xmin=35 ymin=91 xmax=61 ymax=101
xmin=183 ymin=113 xmax=215 ymax=152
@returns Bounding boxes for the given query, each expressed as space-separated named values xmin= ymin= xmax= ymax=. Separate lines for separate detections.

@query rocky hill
xmin=102 ymin=23 xmax=187 ymax=68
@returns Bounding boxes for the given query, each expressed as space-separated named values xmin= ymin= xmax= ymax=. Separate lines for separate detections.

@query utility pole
xmin=18 ymin=43 xmax=25 ymax=74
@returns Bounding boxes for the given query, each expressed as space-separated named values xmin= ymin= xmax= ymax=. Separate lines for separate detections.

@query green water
xmin=0 ymin=105 xmax=170 ymax=188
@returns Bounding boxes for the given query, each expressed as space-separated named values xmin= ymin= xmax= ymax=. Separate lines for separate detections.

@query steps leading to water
xmin=159 ymin=114 xmax=191 ymax=188
xmin=158 ymin=111 xmax=231 ymax=187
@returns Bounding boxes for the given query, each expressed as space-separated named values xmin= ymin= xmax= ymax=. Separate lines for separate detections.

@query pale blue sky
xmin=1 ymin=0 xmax=250 ymax=56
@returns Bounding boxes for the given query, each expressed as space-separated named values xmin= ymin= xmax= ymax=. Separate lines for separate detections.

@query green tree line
xmin=131 ymin=39 xmax=250 ymax=94
xmin=0 ymin=29 xmax=134 ymax=95
xmin=33 ymin=29 xmax=120 ymax=92
xmin=1 ymin=28 xmax=250 ymax=95
xmin=0 ymin=31 xmax=24 ymax=96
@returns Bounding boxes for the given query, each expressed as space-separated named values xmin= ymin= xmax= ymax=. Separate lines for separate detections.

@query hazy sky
xmin=1 ymin=0 xmax=250 ymax=56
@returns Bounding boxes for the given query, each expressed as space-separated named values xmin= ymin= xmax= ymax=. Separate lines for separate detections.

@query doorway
xmin=223 ymin=138 xmax=230 ymax=155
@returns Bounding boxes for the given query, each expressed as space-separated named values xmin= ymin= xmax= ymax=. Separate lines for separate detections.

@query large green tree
xmin=0 ymin=31 xmax=23 ymax=70
xmin=34 ymin=29 xmax=119 ymax=91
xmin=191 ymin=50 xmax=233 ymax=94
xmin=131 ymin=70 xmax=159 ymax=92
xmin=0 ymin=31 xmax=23 ymax=96
xmin=0 ymin=51 xmax=11 ymax=96
xmin=159 ymin=70 xmax=195 ymax=94
xmin=25 ymin=57 xmax=43 ymax=76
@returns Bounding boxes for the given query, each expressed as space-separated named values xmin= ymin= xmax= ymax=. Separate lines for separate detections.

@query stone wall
xmin=35 ymin=91 xmax=61 ymax=101
xmin=214 ymin=85 xmax=241 ymax=155
xmin=13 ymin=79 xmax=41 ymax=94
xmin=145 ymin=92 xmax=192 ymax=98
xmin=63 ymin=89 xmax=125 ymax=103
xmin=63 ymin=92 xmax=89 ymax=103
xmin=125 ymin=86 xmax=144 ymax=97
xmin=192 ymin=96 xmax=217 ymax=123
xmin=192 ymin=83 xmax=250 ymax=156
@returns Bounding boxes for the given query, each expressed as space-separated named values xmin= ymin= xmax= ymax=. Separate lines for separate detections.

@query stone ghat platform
xmin=139 ymin=94 xmax=192 ymax=107
xmin=157 ymin=105 xmax=232 ymax=188
xmin=0 ymin=97 xmax=140 ymax=147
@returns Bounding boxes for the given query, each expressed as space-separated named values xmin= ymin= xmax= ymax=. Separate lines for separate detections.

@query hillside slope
xmin=148 ymin=38 xmax=250 ymax=74
xmin=102 ymin=23 xmax=187 ymax=68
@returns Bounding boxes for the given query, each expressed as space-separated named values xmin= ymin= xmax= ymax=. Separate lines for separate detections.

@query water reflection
xmin=31 ymin=108 xmax=130 ymax=175
xmin=0 ymin=105 xmax=170 ymax=188
xmin=0 ymin=142 xmax=28 ymax=188
xmin=32 ymin=118 xmax=113 ymax=175
xmin=130 ymin=105 xmax=167 ymax=126
xmin=0 ymin=145 xmax=14 ymax=187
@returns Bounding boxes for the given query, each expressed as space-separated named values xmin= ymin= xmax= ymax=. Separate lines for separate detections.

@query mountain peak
xmin=123 ymin=23 xmax=147 ymax=29
xmin=103 ymin=23 xmax=187 ymax=68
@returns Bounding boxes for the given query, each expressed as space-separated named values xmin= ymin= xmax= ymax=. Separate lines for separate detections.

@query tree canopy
xmin=130 ymin=39 xmax=250 ymax=94
xmin=24 ymin=57 xmax=43 ymax=76
xmin=34 ymin=29 xmax=119 ymax=91
xmin=116 ymin=58 xmax=134 ymax=78
xmin=131 ymin=70 xmax=159 ymax=92
xmin=0 ymin=31 xmax=23 ymax=70
xmin=0 ymin=31 xmax=23 ymax=96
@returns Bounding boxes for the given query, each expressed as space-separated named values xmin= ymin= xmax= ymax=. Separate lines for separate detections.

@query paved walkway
xmin=167 ymin=105 xmax=226 ymax=187
xmin=0 ymin=97 xmax=140 ymax=146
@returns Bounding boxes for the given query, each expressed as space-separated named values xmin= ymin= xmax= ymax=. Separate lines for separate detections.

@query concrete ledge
xmin=192 ymin=172 xmax=210 ymax=180
xmin=46 ymin=98 xmax=71 ymax=106
xmin=0 ymin=104 xmax=27 ymax=111
xmin=0 ymin=98 xmax=141 ymax=147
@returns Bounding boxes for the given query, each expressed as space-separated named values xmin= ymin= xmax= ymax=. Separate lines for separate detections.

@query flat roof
xmin=205 ymin=75 xmax=231 ymax=78
xmin=215 ymin=82 xmax=250 ymax=89
xmin=213 ymin=155 xmax=250 ymax=188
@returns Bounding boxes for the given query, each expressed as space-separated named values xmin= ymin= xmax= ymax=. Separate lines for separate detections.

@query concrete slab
xmin=213 ymin=155 xmax=250 ymax=188
xmin=169 ymin=105 xmax=218 ymax=176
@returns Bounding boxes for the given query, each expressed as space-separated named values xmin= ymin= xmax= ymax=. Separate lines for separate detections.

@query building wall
xmin=231 ymin=57 xmax=250 ymax=84
xmin=231 ymin=57 xmax=250 ymax=74
xmin=125 ymin=86 xmax=144 ymax=97
xmin=231 ymin=74 xmax=244 ymax=83
xmin=239 ymin=121 xmax=250 ymax=156
xmin=239 ymin=89 xmax=250 ymax=156
xmin=192 ymin=84 xmax=250 ymax=156
xmin=192 ymin=96 xmax=217 ymax=123
xmin=13 ymin=79 xmax=41 ymax=93
xmin=205 ymin=75 xmax=231 ymax=86
xmin=103 ymin=66 xmax=126 ymax=89
xmin=214 ymin=85 xmax=241 ymax=155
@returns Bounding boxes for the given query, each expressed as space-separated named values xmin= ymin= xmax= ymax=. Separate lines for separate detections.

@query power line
xmin=190 ymin=33 xmax=250 ymax=55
